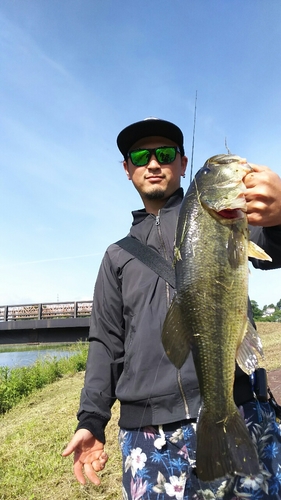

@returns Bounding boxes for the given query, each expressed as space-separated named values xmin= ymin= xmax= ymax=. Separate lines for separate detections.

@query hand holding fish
xmin=245 ymin=163 xmax=281 ymax=227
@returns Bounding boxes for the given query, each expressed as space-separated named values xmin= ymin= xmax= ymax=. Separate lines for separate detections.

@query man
xmin=63 ymin=118 xmax=281 ymax=499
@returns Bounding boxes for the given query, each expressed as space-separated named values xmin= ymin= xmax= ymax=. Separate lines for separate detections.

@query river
xmin=0 ymin=349 xmax=72 ymax=369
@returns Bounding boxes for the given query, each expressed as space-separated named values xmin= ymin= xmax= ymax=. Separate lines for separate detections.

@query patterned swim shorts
xmin=119 ymin=401 xmax=281 ymax=499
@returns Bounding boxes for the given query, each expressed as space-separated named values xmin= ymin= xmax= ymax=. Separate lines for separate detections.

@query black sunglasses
xmin=127 ymin=146 xmax=181 ymax=167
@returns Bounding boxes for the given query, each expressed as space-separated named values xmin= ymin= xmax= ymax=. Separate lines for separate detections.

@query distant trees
xmin=251 ymin=300 xmax=263 ymax=321
xmin=251 ymin=299 xmax=281 ymax=322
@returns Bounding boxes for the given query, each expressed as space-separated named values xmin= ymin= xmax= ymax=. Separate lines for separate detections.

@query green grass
xmin=0 ymin=372 xmax=122 ymax=499
xmin=0 ymin=342 xmax=88 ymax=414
xmin=0 ymin=324 xmax=280 ymax=499
xmin=0 ymin=343 xmax=74 ymax=354
xmin=256 ymin=322 xmax=281 ymax=371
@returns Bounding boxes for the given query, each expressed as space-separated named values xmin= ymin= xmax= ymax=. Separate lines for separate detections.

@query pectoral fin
xmin=162 ymin=294 xmax=191 ymax=369
xmin=248 ymin=241 xmax=272 ymax=261
xmin=227 ymin=226 xmax=247 ymax=268
xmin=236 ymin=319 xmax=264 ymax=375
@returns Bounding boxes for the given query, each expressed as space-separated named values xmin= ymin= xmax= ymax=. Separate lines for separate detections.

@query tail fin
xmin=196 ymin=406 xmax=260 ymax=481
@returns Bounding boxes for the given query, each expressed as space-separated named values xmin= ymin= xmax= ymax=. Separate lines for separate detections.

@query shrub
xmin=0 ymin=342 xmax=89 ymax=414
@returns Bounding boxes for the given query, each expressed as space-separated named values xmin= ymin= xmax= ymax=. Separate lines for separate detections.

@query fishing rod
xmin=190 ymin=90 xmax=197 ymax=183
xmin=225 ymin=137 xmax=231 ymax=154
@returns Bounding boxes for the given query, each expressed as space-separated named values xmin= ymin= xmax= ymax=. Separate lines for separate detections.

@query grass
xmin=0 ymin=324 xmax=280 ymax=499
xmin=255 ymin=321 xmax=281 ymax=371
xmin=0 ymin=372 xmax=122 ymax=500
xmin=0 ymin=343 xmax=88 ymax=414
xmin=0 ymin=343 xmax=74 ymax=354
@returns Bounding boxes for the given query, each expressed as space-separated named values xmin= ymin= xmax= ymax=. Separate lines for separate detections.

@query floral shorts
xmin=119 ymin=401 xmax=281 ymax=499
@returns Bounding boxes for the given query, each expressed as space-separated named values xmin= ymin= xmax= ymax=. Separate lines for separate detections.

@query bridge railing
xmin=0 ymin=301 xmax=93 ymax=322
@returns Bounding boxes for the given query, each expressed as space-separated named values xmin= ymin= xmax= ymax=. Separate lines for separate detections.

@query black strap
xmin=115 ymin=237 xmax=176 ymax=288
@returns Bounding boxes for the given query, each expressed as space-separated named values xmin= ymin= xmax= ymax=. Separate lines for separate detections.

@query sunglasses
xmin=127 ymin=146 xmax=181 ymax=167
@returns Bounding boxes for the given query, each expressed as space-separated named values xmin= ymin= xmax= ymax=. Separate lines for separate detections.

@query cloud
xmin=0 ymin=253 xmax=104 ymax=269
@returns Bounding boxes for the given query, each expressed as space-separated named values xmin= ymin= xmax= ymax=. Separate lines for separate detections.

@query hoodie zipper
xmin=155 ymin=210 xmax=169 ymax=307
xmin=155 ymin=210 xmax=190 ymax=418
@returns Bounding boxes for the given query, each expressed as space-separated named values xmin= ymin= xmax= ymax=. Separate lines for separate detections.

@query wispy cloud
xmin=0 ymin=253 xmax=104 ymax=269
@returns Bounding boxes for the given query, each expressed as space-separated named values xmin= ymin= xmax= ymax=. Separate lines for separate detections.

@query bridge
xmin=0 ymin=301 xmax=92 ymax=344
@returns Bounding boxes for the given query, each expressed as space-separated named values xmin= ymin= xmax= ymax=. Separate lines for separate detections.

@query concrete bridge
xmin=0 ymin=301 xmax=92 ymax=344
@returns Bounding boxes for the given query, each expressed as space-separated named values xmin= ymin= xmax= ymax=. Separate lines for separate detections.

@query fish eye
xmin=201 ymin=166 xmax=211 ymax=175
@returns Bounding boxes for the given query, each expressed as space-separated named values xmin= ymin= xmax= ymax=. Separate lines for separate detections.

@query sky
xmin=1 ymin=0 xmax=281 ymax=310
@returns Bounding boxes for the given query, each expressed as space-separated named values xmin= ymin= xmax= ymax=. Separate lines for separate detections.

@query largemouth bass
xmin=162 ymin=154 xmax=271 ymax=482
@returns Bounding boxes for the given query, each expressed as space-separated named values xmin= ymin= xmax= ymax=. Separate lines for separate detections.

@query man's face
xmin=123 ymin=136 xmax=187 ymax=204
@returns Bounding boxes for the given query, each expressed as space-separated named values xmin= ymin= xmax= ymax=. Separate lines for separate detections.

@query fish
xmin=162 ymin=154 xmax=272 ymax=482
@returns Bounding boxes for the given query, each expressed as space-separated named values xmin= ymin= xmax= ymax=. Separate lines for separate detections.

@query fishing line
xmin=130 ymin=351 xmax=216 ymax=500
xmin=225 ymin=137 xmax=231 ymax=155
xmin=121 ymin=93 xmax=198 ymax=449
xmin=190 ymin=90 xmax=197 ymax=184
xmin=118 ymin=310 xmax=218 ymax=498
xmin=131 ymin=350 xmax=167 ymax=449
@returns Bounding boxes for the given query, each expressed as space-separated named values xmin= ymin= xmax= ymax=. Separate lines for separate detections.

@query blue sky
xmin=1 ymin=0 xmax=281 ymax=309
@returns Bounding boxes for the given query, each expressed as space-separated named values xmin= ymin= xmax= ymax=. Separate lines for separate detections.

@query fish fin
xmin=227 ymin=226 xmax=247 ymax=268
xmin=196 ymin=406 xmax=260 ymax=481
xmin=173 ymin=218 xmax=188 ymax=263
xmin=236 ymin=320 xmax=264 ymax=375
xmin=173 ymin=246 xmax=182 ymax=263
xmin=248 ymin=241 xmax=272 ymax=261
xmin=162 ymin=294 xmax=191 ymax=369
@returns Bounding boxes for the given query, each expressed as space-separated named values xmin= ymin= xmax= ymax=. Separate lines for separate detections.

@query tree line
xmin=251 ymin=299 xmax=281 ymax=322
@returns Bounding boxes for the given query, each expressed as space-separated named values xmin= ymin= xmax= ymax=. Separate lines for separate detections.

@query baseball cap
xmin=117 ymin=117 xmax=185 ymax=158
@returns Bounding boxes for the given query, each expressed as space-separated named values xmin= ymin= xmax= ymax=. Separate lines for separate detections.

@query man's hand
xmin=62 ymin=429 xmax=108 ymax=485
xmin=245 ymin=163 xmax=281 ymax=227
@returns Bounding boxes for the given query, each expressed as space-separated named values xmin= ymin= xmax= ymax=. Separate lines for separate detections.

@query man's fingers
xmin=62 ymin=440 xmax=76 ymax=457
xmin=72 ymin=452 xmax=108 ymax=485
xmin=91 ymin=453 xmax=107 ymax=471
xmin=62 ymin=431 xmax=107 ymax=486
xmin=99 ymin=451 xmax=108 ymax=466
xmin=84 ymin=462 xmax=102 ymax=485
xmin=73 ymin=459 xmax=87 ymax=485
xmin=248 ymin=163 xmax=270 ymax=172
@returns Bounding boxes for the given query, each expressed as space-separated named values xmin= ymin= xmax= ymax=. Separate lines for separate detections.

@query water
xmin=0 ymin=349 xmax=71 ymax=368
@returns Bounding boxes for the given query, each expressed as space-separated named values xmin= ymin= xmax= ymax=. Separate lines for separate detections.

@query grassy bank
xmin=0 ymin=323 xmax=280 ymax=499
xmin=0 ymin=372 xmax=122 ymax=500
xmin=256 ymin=321 xmax=281 ymax=371
xmin=0 ymin=343 xmax=88 ymax=414
xmin=0 ymin=344 xmax=74 ymax=354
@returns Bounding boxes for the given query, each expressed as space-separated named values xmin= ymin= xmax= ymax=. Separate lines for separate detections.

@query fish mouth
xmin=207 ymin=206 xmax=246 ymax=223
xmin=217 ymin=208 xmax=244 ymax=219
xmin=205 ymin=189 xmax=248 ymax=220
